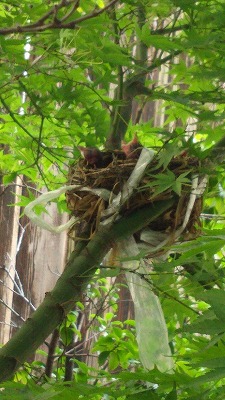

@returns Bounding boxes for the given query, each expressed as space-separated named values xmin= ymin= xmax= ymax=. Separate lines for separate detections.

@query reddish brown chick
xmin=77 ymin=146 xmax=103 ymax=167
xmin=121 ymin=135 xmax=142 ymax=159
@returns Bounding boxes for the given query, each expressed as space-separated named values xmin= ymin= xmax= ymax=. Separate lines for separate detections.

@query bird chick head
xmin=77 ymin=146 xmax=103 ymax=165
xmin=121 ymin=135 xmax=142 ymax=159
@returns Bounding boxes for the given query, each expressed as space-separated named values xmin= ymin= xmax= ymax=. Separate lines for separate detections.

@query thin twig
xmin=0 ymin=299 xmax=25 ymax=321
xmin=61 ymin=0 xmax=80 ymax=22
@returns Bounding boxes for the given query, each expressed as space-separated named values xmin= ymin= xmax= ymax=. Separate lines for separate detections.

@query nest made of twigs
xmin=66 ymin=150 xmax=203 ymax=238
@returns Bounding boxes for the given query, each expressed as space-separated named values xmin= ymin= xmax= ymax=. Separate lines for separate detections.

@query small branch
xmin=201 ymin=213 xmax=225 ymax=220
xmin=105 ymin=49 xmax=182 ymax=149
xmin=0 ymin=263 xmax=36 ymax=312
xmin=131 ymin=49 xmax=183 ymax=84
xmin=152 ymin=23 xmax=190 ymax=36
xmin=18 ymin=79 xmax=46 ymax=117
xmin=45 ymin=329 xmax=60 ymax=378
xmin=105 ymin=3 xmax=149 ymax=150
xmin=64 ymin=335 xmax=75 ymax=381
xmin=0 ymin=183 xmax=42 ymax=195
xmin=134 ymin=100 xmax=147 ymax=124
xmin=31 ymin=0 xmax=75 ymax=27
xmin=71 ymin=0 xmax=119 ymax=24
xmin=61 ymin=0 xmax=80 ymax=22
xmin=0 ymin=321 xmax=18 ymax=328
xmin=0 ymin=299 xmax=25 ymax=322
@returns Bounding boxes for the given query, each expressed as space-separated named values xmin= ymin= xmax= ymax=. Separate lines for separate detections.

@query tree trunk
xmin=0 ymin=176 xmax=22 ymax=343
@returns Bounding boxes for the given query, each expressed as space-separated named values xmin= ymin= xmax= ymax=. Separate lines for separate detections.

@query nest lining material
xmin=66 ymin=149 xmax=205 ymax=239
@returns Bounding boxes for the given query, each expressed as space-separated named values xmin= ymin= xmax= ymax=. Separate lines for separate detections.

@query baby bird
xmin=77 ymin=146 xmax=103 ymax=167
xmin=121 ymin=134 xmax=142 ymax=159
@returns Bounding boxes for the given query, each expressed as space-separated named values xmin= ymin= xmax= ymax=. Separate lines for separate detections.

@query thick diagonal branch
xmin=0 ymin=199 xmax=173 ymax=382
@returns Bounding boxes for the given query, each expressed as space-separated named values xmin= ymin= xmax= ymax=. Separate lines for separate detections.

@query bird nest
xmin=66 ymin=150 xmax=205 ymax=241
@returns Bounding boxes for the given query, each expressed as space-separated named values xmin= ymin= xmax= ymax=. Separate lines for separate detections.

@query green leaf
xmin=98 ymin=351 xmax=110 ymax=366
xmin=98 ymin=267 xmax=121 ymax=278
xmin=127 ymin=389 xmax=160 ymax=399
xmin=141 ymin=24 xmax=183 ymax=51
xmin=165 ymin=389 xmax=177 ymax=400
xmin=184 ymin=368 xmax=225 ymax=388
xmin=184 ymin=316 xmax=225 ymax=335
xmin=0 ymin=381 xmax=44 ymax=400
xmin=194 ymin=358 xmax=225 ymax=369
xmin=59 ymin=326 xmax=74 ymax=346
xmin=146 ymin=169 xmax=187 ymax=197
xmin=2 ymin=172 xmax=17 ymax=184
xmin=109 ymin=352 xmax=119 ymax=371
xmin=198 ymin=290 xmax=225 ymax=321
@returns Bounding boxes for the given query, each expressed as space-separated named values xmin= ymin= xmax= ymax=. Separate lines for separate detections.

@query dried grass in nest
xmin=66 ymin=151 xmax=203 ymax=238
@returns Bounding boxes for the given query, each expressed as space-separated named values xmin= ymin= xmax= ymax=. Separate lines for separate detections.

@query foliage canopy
xmin=1 ymin=0 xmax=225 ymax=398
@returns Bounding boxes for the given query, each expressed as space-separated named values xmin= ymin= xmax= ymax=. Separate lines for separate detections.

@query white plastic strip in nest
xmin=101 ymin=148 xmax=155 ymax=223
xmin=174 ymin=174 xmax=208 ymax=239
xmin=24 ymin=185 xmax=112 ymax=233
xmin=116 ymin=237 xmax=174 ymax=372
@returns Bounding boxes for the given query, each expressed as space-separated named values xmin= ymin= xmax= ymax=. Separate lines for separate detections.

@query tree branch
xmin=105 ymin=3 xmax=149 ymax=150
xmin=0 ymin=0 xmax=119 ymax=35
xmin=105 ymin=49 xmax=182 ymax=150
xmin=152 ymin=23 xmax=190 ymax=36
xmin=0 ymin=199 xmax=173 ymax=382
xmin=45 ymin=329 xmax=60 ymax=378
